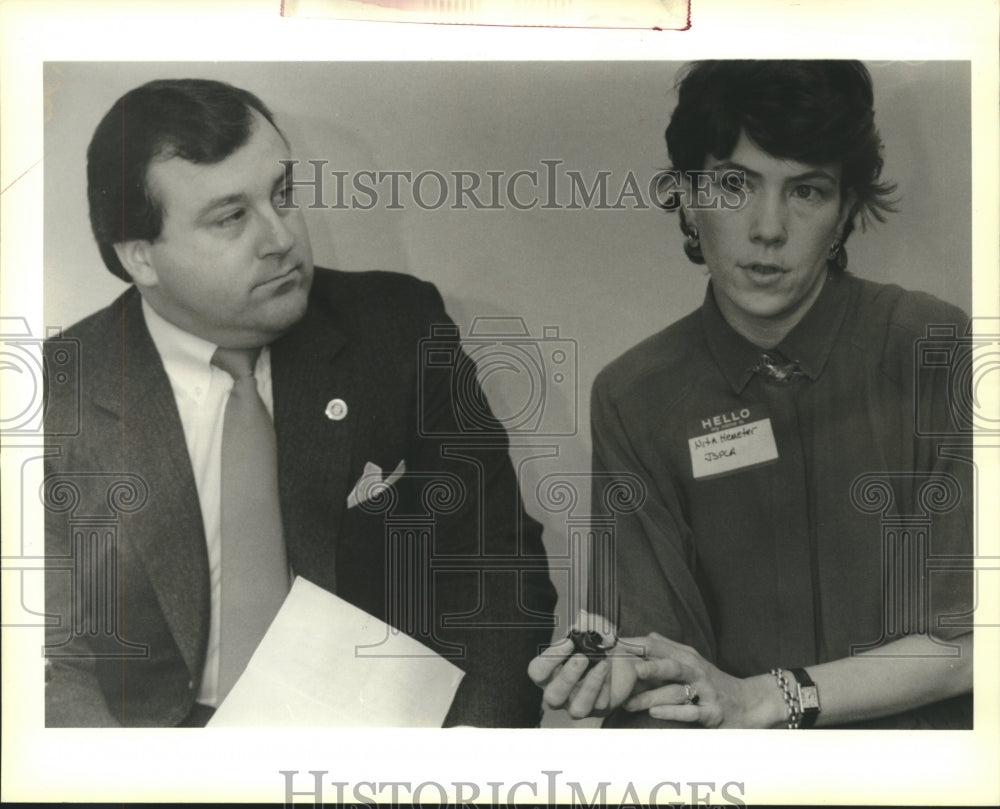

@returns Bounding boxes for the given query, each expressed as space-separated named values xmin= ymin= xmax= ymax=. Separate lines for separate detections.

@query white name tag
xmin=688 ymin=407 xmax=779 ymax=480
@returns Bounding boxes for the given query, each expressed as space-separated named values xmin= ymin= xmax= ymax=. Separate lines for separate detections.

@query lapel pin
xmin=325 ymin=398 xmax=348 ymax=421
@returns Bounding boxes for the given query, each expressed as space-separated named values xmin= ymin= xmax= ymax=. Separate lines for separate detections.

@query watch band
xmin=789 ymin=667 xmax=821 ymax=728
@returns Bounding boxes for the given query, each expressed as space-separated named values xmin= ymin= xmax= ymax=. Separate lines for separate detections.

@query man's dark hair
xmin=665 ymin=60 xmax=897 ymax=268
xmin=87 ymin=78 xmax=282 ymax=282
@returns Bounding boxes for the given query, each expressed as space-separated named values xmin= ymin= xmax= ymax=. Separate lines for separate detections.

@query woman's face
xmin=687 ymin=132 xmax=852 ymax=347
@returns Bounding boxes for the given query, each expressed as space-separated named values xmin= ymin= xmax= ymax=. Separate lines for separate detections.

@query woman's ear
xmin=836 ymin=190 xmax=858 ymax=235
xmin=678 ymin=207 xmax=706 ymax=266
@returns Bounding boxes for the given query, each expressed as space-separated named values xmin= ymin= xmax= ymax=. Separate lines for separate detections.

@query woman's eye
xmin=725 ymin=171 xmax=745 ymax=188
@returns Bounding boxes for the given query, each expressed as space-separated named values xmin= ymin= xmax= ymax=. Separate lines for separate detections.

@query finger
xmin=594 ymin=677 xmax=612 ymax=712
xmin=647 ymin=633 xmax=701 ymax=665
xmin=648 ymin=704 xmax=702 ymax=723
xmin=621 ymin=633 xmax=698 ymax=664
xmin=624 ymin=683 xmax=689 ymax=712
xmin=619 ymin=634 xmax=677 ymax=662
xmin=527 ymin=638 xmax=575 ymax=684
xmin=632 ymin=656 xmax=691 ymax=684
xmin=567 ymin=658 xmax=609 ymax=719
xmin=614 ymin=637 xmax=651 ymax=659
xmin=541 ymin=652 xmax=591 ymax=709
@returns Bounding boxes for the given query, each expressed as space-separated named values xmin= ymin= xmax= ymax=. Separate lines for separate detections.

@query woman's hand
xmin=621 ymin=633 xmax=783 ymax=728
xmin=529 ymin=630 xmax=785 ymax=726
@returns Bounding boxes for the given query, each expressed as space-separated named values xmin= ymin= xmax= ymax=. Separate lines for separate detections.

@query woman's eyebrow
xmin=785 ymin=169 xmax=840 ymax=185
xmin=708 ymin=160 xmax=759 ymax=179
xmin=708 ymin=160 xmax=838 ymax=185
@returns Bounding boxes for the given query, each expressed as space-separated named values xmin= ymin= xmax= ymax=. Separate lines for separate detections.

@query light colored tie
xmin=212 ymin=346 xmax=289 ymax=700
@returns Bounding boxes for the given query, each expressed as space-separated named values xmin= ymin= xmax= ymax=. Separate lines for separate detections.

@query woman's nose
xmin=748 ymin=191 xmax=788 ymax=246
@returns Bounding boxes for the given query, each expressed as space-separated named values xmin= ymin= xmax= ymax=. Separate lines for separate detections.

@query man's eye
xmin=217 ymin=209 xmax=246 ymax=226
xmin=274 ymin=185 xmax=295 ymax=209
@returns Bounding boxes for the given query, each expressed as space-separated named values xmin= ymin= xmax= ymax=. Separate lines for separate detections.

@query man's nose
xmin=259 ymin=208 xmax=295 ymax=256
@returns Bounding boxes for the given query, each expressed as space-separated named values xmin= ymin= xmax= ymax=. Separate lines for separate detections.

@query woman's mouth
xmin=741 ymin=263 xmax=788 ymax=280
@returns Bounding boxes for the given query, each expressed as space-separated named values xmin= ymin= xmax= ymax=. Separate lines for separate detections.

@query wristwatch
xmin=789 ymin=667 xmax=821 ymax=728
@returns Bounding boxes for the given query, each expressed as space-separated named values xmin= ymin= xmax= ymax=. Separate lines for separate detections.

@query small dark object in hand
xmin=568 ymin=629 xmax=611 ymax=671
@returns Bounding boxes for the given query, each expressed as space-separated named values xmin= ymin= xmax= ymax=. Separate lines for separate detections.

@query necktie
xmin=751 ymin=350 xmax=805 ymax=385
xmin=212 ymin=347 xmax=289 ymax=700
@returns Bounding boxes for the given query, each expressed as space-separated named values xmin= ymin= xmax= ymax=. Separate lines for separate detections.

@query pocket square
xmin=346 ymin=459 xmax=406 ymax=509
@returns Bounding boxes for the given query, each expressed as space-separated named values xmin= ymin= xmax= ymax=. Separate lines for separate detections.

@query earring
xmin=828 ymin=236 xmax=847 ymax=271
xmin=683 ymin=225 xmax=705 ymax=265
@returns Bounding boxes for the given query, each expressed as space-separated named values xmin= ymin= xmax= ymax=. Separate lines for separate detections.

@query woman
xmin=529 ymin=60 xmax=973 ymax=729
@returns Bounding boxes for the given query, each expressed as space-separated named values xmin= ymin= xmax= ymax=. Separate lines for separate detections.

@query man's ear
xmin=114 ymin=241 xmax=159 ymax=288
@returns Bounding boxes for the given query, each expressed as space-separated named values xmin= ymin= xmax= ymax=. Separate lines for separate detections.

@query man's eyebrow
xmin=196 ymin=166 xmax=291 ymax=219
xmin=272 ymin=162 xmax=292 ymax=193
xmin=196 ymin=192 xmax=248 ymax=218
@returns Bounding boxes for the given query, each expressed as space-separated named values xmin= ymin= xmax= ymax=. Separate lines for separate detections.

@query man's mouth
xmin=260 ymin=264 xmax=301 ymax=288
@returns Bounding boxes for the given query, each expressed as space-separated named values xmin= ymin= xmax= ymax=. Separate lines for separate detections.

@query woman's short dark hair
xmin=665 ymin=60 xmax=896 ymax=267
xmin=87 ymin=78 xmax=281 ymax=282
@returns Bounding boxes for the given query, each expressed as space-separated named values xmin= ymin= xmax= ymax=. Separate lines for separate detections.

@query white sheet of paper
xmin=208 ymin=577 xmax=464 ymax=727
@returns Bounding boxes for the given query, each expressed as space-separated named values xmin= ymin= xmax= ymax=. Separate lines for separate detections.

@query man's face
xmin=132 ymin=110 xmax=314 ymax=348
xmin=688 ymin=132 xmax=851 ymax=347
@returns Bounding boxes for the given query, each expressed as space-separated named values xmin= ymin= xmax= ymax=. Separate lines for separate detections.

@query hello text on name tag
xmin=688 ymin=406 xmax=779 ymax=480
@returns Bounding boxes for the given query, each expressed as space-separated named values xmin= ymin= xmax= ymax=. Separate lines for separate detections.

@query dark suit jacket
xmin=44 ymin=268 xmax=556 ymax=727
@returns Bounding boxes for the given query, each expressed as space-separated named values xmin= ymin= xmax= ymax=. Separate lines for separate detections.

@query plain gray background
xmin=43 ymin=60 xmax=971 ymax=727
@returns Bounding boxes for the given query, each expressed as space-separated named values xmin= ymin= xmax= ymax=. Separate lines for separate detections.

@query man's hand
xmin=527 ymin=635 xmax=651 ymax=719
xmin=528 ymin=637 xmax=636 ymax=718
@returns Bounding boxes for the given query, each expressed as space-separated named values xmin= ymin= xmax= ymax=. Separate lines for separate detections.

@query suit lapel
xmin=87 ymin=280 xmax=360 ymax=671
xmin=271 ymin=298 xmax=354 ymax=592
xmin=90 ymin=290 xmax=210 ymax=680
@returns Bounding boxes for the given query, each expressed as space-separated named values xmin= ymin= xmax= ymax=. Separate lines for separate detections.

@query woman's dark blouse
xmin=592 ymin=271 xmax=973 ymax=728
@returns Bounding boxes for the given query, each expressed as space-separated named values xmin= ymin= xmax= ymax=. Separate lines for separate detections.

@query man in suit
xmin=44 ymin=78 xmax=556 ymax=727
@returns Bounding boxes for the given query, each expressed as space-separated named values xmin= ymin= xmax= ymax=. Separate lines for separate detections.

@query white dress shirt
xmin=141 ymin=299 xmax=274 ymax=707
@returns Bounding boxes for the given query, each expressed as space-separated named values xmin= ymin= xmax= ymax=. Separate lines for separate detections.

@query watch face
xmin=799 ymin=686 xmax=821 ymax=711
